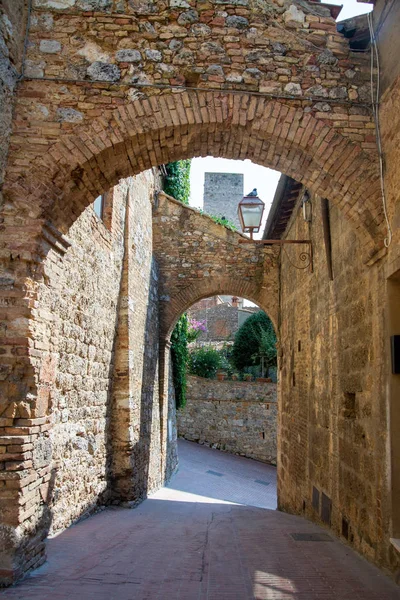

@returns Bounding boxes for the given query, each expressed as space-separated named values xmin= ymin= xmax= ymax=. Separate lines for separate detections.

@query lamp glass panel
xmin=241 ymin=205 xmax=263 ymax=228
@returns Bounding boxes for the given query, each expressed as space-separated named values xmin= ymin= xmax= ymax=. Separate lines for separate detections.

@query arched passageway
xmin=1 ymin=0 xmax=398 ymax=587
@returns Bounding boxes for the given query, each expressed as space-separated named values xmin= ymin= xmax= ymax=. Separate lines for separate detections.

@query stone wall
xmin=189 ymin=302 xmax=239 ymax=342
xmin=153 ymin=192 xmax=280 ymax=338
xmin=277 ymin=177 xmax=400 ymax=576
xmin=2 ymin=0 xmax=382 ymax=257
xmin=0 ymin=1 xmax=27 ymax=184
xmin=274 ymin=5 xmax=400 ymax=577
xmin=0 ymin=167 xmax=179 ymax=583
xmin=178 ymin=376 xmax=277 ymax=464
xmin=188 ymin=302 xmax=258 ymax=342
xmin=203 ymin=172 xmax=243 ymax=229
xmin=43 ymin=179 xmax=126 ymax=534
xmin=35 ymin=168 xmax=175 ymax=534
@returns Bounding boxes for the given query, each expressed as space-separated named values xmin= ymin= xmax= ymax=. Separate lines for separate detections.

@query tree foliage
xmin=163 ymin=160 xmax=191 ymax=205
xmin=231 ymin=311 xmax=277 ymax=371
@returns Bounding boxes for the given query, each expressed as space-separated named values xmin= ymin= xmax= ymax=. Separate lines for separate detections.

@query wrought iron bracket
xmin=239 ymin=239 xmax=313 ymax=272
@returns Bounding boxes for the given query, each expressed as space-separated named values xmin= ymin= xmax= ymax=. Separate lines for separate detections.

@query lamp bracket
xmin=238 ymin=239 xmax=313 ymax=272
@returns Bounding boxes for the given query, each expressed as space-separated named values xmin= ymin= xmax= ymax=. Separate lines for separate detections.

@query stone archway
xmin=5 ymin=92 xmax=381 ymax=251
xmin=0 ymin=0 xmax=386 ymax=585
xmin=153 ymin=193 xmax=280 ymax=340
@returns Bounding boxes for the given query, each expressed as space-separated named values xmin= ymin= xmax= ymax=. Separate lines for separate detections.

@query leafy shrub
xmin=188 ymin=346 xmax=222 ymax=379
xmin=171 ymin=314 xmax=189 ymax=409
xmin=232 ymin=311 xmax=277 ymax=371
xmin=163 ymin=160 xmax=191 ymax=204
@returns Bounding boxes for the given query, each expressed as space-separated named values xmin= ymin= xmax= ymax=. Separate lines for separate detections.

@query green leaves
xmin=188 ymin=346 xmax=222 ymax=379
xmin=163 ymin=160 xmax=191 ymax=205
xmin=171 ymin=314 xmax=189 ymax=410
xmin=231 ymin=311 xmax=277 ymax=371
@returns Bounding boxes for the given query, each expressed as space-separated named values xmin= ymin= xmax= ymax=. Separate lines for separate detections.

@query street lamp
xmin=237 ymin=189 xmax=265 ymax=240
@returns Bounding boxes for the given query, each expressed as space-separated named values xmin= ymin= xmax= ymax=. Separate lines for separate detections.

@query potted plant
xmin=243 ymin=373 xmax=252 ymax=382
xmin=216 ymin=370 xmax=226 ymax=381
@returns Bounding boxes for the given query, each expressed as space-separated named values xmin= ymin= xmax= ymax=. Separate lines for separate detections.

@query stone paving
xmin=1 ymin=440 xmax=399 ymax=600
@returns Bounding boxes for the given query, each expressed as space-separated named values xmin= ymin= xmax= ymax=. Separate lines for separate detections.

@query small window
xmin=93 ymin=194 xmax=105 ymax=220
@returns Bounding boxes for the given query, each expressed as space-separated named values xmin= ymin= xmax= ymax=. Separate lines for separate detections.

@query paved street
xmin=1 ymin=440 xmax=399 ymax=599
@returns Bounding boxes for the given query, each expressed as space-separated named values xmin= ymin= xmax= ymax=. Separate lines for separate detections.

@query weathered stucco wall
xmin=178 ymin=376 xmax=277 ymax=464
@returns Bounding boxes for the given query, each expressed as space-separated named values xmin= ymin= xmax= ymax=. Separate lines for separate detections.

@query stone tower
xmin=203 ymin=172 xmax=243 ymax=229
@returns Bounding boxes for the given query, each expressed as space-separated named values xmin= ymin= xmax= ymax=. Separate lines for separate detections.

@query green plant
xmin=171 ymin=314 xmax=189 ymax=409
xmin=232 ymin=311 xmax=277 ymax=372
xmin=163 ymin=160 xmax=191 ymax=204
xmin=198 ymin=209 xmax=238 ymax=231
xmin=188 ymin=346 xmax=222 ymax=379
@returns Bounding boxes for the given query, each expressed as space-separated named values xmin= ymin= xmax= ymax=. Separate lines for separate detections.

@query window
xmin=93 ymin=194 xmax=105 ymax=220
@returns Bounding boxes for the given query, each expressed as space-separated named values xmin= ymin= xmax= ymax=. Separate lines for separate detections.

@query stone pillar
xmin=158 ymin=340 xmax=172 ymax=480
xmin=109 ymin=194 xmax=137 ymax=501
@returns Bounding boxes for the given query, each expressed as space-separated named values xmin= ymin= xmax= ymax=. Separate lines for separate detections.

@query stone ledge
xmin=389 ymin=538 xmax=400 ymax=553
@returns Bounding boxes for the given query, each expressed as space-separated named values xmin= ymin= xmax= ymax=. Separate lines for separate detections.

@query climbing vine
xmin=163 ymin=160 xmax=191 ymax=205
xmin=170 ymin=314 xmax=189 ymax=410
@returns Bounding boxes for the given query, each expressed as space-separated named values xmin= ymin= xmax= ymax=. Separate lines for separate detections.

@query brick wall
xmin=178 ymin=376 xmax=277 ymax=465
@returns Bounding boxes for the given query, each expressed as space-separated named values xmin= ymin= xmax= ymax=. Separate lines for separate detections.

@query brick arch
xmin=5 ymin=91 xmax=382 ymax=258
xmin=162 ymin=276 xmax=278 ymax=341
xmin=153 ymin=192 xmax=280 ymax=340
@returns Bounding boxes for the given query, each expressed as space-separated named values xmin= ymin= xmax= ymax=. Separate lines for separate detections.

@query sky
xmin=188 ymin=0 xmax=373 ymax=235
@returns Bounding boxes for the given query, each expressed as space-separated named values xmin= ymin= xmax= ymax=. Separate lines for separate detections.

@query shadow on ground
xmin=1 ymin=441 xmax=399 ymax=600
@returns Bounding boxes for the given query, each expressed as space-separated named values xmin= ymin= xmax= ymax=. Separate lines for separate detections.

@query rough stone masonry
xmin=178 ymin=376 xmax=277 ymax=464
xmin=1 ymin=0 xmax=400 ymax=587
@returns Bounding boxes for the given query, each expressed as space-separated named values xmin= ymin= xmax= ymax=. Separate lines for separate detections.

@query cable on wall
xmin=367 ymin=10 xmax=392 ymax=248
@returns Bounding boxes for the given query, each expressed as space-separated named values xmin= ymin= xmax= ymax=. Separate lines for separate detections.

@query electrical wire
xmin=367 ymin=10 xmax=392 ymax=248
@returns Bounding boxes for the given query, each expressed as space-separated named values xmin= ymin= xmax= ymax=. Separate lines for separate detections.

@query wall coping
xmin=187 ymin=375 xmax=277 ymax=403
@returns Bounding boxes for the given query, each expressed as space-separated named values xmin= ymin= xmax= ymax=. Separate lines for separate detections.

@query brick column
xmin=0 ymin=216 xmax=59 ymax=584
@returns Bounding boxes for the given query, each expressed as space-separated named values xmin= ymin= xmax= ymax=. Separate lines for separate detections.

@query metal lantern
xmin=238 ymin=189 xmax=265 ymax=239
